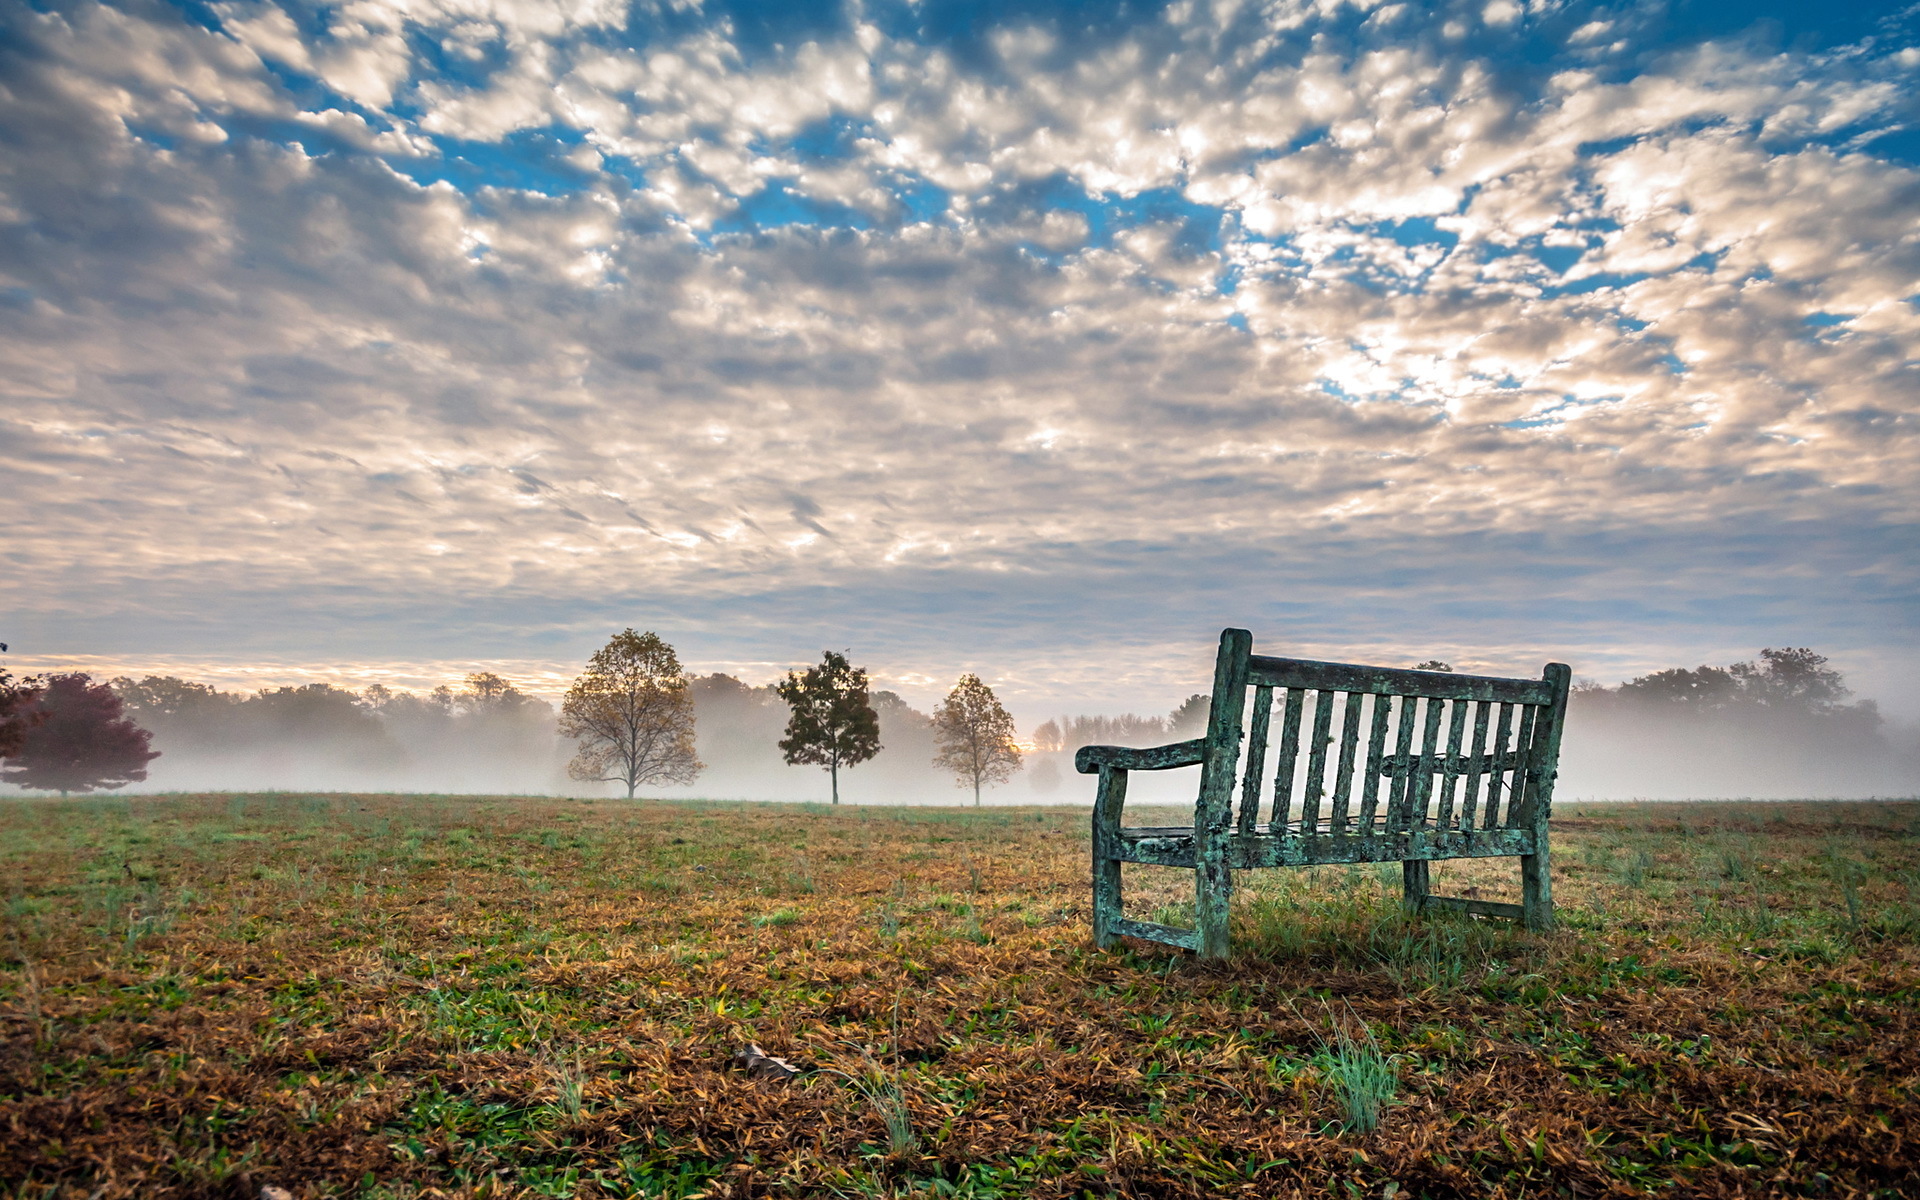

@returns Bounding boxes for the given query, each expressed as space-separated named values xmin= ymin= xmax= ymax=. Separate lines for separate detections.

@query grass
xmin=0 ymin=794 xmax=1917 ymax=1198
xmin=1311 ymin=1010 xmax=1396 ymax=1134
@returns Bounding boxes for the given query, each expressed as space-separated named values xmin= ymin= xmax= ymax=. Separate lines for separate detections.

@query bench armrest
xmin=1075 ymin=739 xmax=1207 ymax=774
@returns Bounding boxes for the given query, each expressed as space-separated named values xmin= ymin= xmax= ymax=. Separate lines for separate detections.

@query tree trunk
xmin=973 ymin=776 xmax=981 ymax=806
xmin=830 ymin=759 xmax=839 ymax=805
xmin=626 ymin=775 xmax=637 ymax=799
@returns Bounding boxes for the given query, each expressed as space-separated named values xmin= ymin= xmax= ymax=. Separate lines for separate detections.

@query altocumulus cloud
xmin=0 ymin=0 xmax=1917 ymax=718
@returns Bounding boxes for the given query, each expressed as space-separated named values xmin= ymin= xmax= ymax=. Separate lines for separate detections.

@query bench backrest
xmin=1198 ymin=630 xmax=1571 ymax=836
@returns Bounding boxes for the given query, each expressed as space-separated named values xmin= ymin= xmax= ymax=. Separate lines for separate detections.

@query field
xmin=1 ymin=794 xmax=1916 ymax=1199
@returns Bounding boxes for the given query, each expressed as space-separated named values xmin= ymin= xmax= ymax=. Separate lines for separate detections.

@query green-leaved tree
xmin=776 ymin=650 xmax=881 ymax=805
xmin=561 ymin=630 xmax=701 ymax=798
xmin=933 ymin=674 xmax=1022 ymax=806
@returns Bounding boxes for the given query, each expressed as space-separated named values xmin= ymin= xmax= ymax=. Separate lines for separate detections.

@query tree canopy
xmin=0 ymin=665 xmax=43 ymax=760
xmin=560 ymin=630 xmax=701 ymax=798
xmin=776 ymin=651 xmax=881 ymax=805
xmin=1608 ymin=648 xmax=1864 ymax=720
xmin=2 ymin=673 xmax=159 ymax=795
xmin=932 ymin=674 xmax=1022 ymax=806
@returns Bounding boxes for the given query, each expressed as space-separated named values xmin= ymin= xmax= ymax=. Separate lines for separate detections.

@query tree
xmin=932 ymin=674 xmax=1022 ymax=806
xmin=1412 ymin=660 xmax=1454 ymax=673
xmin=1739 ymin=648 xmax=1851 ymax=712
xmin=776 ymin=651 xmax=881 ymax=805
xmin=561 ymin=630 xmax=701 ymax=798
xmin=2 ymin=673 xmax=159 ymax=796
xmin=1168 ymin=693 xmax=1211 ymax=737
xmin=458 ymin=671 xmax=538 ymax=714
xmin=111 ymin=675 xmax=230 ymax=723
xmin=0 ymin=664 xmax=43 ymax=760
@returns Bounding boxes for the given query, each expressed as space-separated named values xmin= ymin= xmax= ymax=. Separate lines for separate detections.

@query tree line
xmin=0 ymin=632 xmax=1039 ymax=803
xmin=1 ymin=640 xmax=1900 ymax=800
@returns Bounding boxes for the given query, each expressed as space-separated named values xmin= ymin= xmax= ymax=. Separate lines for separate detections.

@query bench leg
xmin=1092 ymin=855 xmax=1121 ymax=949
xmin=1091 ymin=768 xmax=1126 ymax=950
xmin=1521 ymin=839 xmax=1554 ymax=931
xmin=1402 ymin=859 xmax=1430 ymax=912
xmin=1194 ymin=849 xmax=1232 ymax=959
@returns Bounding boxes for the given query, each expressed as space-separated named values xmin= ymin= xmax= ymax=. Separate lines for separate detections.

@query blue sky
xmin=1 ymin=0 xmax=1917 ymax=722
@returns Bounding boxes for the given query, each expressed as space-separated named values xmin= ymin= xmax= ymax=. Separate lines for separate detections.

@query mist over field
xmin=18 ymin=653 xmax=1909 ymax=803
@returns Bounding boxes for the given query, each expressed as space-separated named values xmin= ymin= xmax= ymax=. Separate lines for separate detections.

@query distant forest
xmin=0 ymin=646 xmax=1912 ymax=800
xmin=88 ymin=671 xmax=1214 ymax=802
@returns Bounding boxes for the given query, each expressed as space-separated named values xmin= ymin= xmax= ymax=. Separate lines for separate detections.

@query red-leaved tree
xmin=0 ymin=666 xmax=43 ymax=760
xmin=1 ymin=673 xmax=160 ymax=796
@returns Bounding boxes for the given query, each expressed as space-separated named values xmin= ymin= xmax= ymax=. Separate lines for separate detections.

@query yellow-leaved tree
xmin=932 ymin=673 xmax=1022 ymax=806
xmin=560 ymin=630 xmax=701 ymax=798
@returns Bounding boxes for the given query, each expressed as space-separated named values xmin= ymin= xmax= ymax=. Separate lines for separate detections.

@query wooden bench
xmin=1077 ymin=629 xmax=1571 ymax=958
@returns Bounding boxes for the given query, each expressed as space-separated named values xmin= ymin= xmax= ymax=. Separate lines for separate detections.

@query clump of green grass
xmin=751 ymin=908 xmax=799 ymax=928
xmin=550 ymin=1054 xmax=587 ymax=1124
xmin=786 ymin=855 xmax=816 ymax=895
xmin=1151 ymin=901 xmax=1193 ymax=929
xmin=1313 ymin=1011 xmax=1397 ymax=1133
xmin=1613 ymin=848 xmax=1655 ymax=889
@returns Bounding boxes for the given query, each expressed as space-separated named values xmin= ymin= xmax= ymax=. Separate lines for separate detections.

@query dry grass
xmin=1 ymin=793 xmax=1916 ymax=1199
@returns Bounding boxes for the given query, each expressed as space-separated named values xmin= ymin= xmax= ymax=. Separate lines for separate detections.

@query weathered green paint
xmin=1387 ymin=695 xmax=1418 ymax=833
xmin=1438 ymin=699 xmax=1468 ymax=828
xmin=1329 ymin=691 xmax=1363 ymax=829
xmin=1402 ymin=858 xmax=1430 ymax=911
xmin=1271 ymin=688 xmax=1304 ymax=827
xmin=1301 ymin=690 xmax=1334 ymax=833
xmin=1112 ymin=824 xmax=1538 ymax=868
xmin=1108 ymin=916 xmax=1201 ymax=951
xmin=1246 ymin=655 xmax=1555 ymax=704
xmin=1077 ymin=740 xmax=1205 ymax=772
xmin=1090 ymin=765 xmax=1127 ymax=949
xmin=1359 ymin=695 xmax=1390 ymax=829
xmin=1461 ymin=700 xmax=1492 ymax=830
xmin=1487 ymin=703 xmax=1515 ymax=825
xmin=1238 ymin=686 xmax=1272 ymax=837
xmin=1520 ymin=662 xmax=1570 ymax=931
xmin=1193 ymin=628 xmax=1251 ymax=959
xmin=1085 ymin=628 xmax=1569 ymax=958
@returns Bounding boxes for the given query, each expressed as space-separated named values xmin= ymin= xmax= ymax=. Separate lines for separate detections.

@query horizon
xmin=4 ymin=0 xmax=1918 ymax=730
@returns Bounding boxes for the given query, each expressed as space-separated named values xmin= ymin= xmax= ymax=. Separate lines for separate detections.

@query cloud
xmin=0 ymin=0 xmax=1916 ymax=740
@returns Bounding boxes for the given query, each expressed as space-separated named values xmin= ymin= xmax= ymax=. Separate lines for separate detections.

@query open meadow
xmin=1 ymin=794 xmax=1916 ymax=1199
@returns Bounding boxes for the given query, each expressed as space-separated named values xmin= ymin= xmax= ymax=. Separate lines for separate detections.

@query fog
xmin=3 ymin=650 xmax=1914 ymax=804
xmin=1554 ymin=694 xmax=1920 ymax=801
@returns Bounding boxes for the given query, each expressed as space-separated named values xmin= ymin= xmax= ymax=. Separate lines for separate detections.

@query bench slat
xmin=1437 ymin=699 xmax=1469 ymax=828
xmin=1329 ymin=692 xmax=1364 ymax=830
xmin=1387 ymin=696 xmax=1419 ymax=832
xmin=1301 ymin=689 xmax=1334 ymax=833
xmin=1509 ymin=702 xmax=1541 ymax=828
xmin=1107 ymin=916 xmax=1201 ymax=951
xmin=1238 ymin=686 xmax=1272 ymax=837
xmin=1359 ymin=693 xmax=1390 ymax=830
xmin=1412 ymin=696 xmax=1446 ymax=829
xmin=1515 ymin=704 xmax=1543 ymax=828
xmin=1247 ymin=655 xmax=1555 ymax=704
xmin=1111 ymin=826 xmax=1538 ymax=867
xmin=1484 ymin=703 xmax=1515 ymax=828
xmin=1271 ymin=688 xmax=1305 ymax=828
xmin=1461 ymin=700 xmax=1493 ymax=830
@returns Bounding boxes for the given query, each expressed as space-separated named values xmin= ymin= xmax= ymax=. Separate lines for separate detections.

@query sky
xmin=2 ymin=0 xmax=1918 ymax=726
